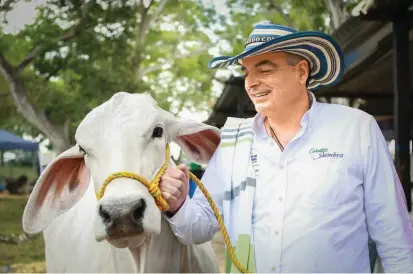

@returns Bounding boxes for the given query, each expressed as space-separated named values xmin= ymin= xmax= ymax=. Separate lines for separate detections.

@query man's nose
xmin=245 ymin=72 xmax=260 ymax=90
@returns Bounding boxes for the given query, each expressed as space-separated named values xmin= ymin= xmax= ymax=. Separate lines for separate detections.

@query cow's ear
xmin=164 ymin=112 xmax=221 ymax=164
xmin=22 ymin=144 xmax=91 ymax=234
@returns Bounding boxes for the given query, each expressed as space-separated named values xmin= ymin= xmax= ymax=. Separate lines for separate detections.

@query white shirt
xmin=166 ymin=93 xmax=413 ymax=273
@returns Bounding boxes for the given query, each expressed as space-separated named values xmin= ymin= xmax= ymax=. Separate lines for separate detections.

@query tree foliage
xmin=0 ymin=0 xmax=359 ymax=152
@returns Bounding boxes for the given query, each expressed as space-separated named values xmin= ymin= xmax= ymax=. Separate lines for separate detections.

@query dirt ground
xmin=0 ymin=193 xmax=227 ymax=273
xmin=4 ymin=234 xmax=226 ymax=273
xmin=9 ymin=261 xmax=46 ymax=273
xmin=0 ymin=193 xmax=29 ymax=199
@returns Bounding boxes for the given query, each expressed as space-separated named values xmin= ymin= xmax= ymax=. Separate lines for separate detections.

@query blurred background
xmin=0 ymin=0 xmax=412 ymax=272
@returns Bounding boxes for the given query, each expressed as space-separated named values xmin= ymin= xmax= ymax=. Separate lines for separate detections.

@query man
xmin=159 ymin=22 xmax=413 ymax=273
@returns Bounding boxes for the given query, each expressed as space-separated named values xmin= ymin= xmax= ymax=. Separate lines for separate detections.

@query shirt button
xmin=274 ymin=230 xmax=279 ymax=235
xmin=278 ymin=197 xmax=283 ymax=202
xmin=279 ymin=164 xmax=284 ymax=170
xmin=271 ymin=266 xmax=276 ymax=271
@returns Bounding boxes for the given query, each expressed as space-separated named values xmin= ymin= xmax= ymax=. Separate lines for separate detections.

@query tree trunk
xmin=10 ymin=79 xmax=71 ymax=154
xmin=324 ymin=0 xmax=349 ymax=31
xmin=0 ymin=51 xmax=71 ymax=154
xmin=0 ymin=2 xmax=95 ymax=154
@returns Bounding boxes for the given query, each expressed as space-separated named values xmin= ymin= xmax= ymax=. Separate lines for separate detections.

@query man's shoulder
xmin=215 ymin=117 xmax=255 ymax=150
xmin=219 ymin=117 xmax=255 ymax=136
xmin=221 ymin=116 xmax=254 ymax=129
xmin=318 ymin=101 xmax=373 ymax=122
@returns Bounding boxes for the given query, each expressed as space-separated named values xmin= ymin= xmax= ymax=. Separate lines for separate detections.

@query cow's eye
xmin=152 ymin=126 xmax=163 ymax=138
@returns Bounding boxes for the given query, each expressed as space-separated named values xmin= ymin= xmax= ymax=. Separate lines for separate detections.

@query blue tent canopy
xmin=0 ymin=129 xmax=38 ymax=151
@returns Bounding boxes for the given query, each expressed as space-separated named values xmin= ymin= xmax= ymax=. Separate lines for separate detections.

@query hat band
xmin=245 ymin=35 xmax=279 ymax=47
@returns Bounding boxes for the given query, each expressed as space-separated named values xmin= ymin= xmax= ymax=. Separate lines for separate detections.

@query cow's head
xmin=22 ymin=92 xmax=221 ymax=248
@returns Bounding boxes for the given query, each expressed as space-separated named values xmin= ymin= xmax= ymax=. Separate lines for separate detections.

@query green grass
xmin=0 ymin=197 xmax=45 ymax=266
xmin=0 ymin=166 xmax=38 ymax=181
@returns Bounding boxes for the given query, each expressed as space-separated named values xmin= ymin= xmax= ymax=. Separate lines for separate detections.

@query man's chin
xmin=254 ymin=103 xmax=274 ymax=116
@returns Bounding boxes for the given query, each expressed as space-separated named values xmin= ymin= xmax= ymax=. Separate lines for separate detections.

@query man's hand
xmin=159 ymin=164 xmax=189 ymax=215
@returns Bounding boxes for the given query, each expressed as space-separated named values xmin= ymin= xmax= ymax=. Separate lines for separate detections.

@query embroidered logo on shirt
xmin=251 ymin=152 xmax=260 ymax=177
xmin=309 ymin=148 xmax=344 ymax=160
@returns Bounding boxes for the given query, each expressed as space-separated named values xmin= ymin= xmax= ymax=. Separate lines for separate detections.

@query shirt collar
xmin=252 ymin=91 xmax=319 ymax=139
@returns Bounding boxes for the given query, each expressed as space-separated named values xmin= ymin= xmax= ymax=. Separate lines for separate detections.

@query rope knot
xmin=147 ymin=178 xmax=168 ymax=211
xmin=148 ymin=184 xmax=160 ymax=198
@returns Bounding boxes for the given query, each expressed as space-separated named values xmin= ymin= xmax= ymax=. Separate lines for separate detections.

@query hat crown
xmin=208 ymin=21 xmax=344 ymax=91
xmin=244 ymin=22 xmax=297 ymax=50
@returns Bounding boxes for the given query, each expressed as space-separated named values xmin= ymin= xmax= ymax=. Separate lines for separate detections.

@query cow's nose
xmin=98 ymin=198 xmax=146 ymax=227
xmin=131 ymin=199 xmax=146 ymax=223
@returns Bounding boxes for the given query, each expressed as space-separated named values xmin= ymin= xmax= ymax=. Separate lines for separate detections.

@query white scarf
xmin=219 ymin=117 xmax=257 ymax=273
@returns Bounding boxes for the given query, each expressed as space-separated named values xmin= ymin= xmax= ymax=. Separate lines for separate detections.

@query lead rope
xmin=97 ymin=143 xmax=250 ymax=274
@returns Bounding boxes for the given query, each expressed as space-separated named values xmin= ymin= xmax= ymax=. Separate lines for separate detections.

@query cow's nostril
xmin=132 ymin=198 xmax=146 ymax=222
xmin=99 ymin=205 xmax=111 ymax=223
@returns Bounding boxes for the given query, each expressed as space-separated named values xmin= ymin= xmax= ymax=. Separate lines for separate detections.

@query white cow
xmin=22 ymin=92 xmax=222 ymax=273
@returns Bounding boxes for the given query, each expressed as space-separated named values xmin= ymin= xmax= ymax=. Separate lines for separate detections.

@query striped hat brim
xmin=208 ymin=31 xmax=345 ymax=91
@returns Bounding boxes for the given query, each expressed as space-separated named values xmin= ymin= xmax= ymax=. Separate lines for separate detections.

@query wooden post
xmin=392 ymin=9 xmax=411 ymax=211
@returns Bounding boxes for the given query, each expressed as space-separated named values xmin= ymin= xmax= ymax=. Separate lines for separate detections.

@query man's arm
xmin=164 ymin=149 xmax=225 ymax=245
xmin=364 ymin=116 xmax=413 ymax=272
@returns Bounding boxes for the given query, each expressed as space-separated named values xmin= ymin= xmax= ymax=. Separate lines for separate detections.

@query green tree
xmin=0 ymin=0 xmax=360 ymax=153
xmin=0 ymin=0 xmax=225 ymax=152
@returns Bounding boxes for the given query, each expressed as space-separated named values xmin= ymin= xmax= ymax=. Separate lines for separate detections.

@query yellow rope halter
xmin=97 ymin=143 xmax=250 ymax=273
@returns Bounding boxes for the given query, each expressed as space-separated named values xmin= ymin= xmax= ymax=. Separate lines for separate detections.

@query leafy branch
xmin=15 ymin=0 xmax=94 ymax=74
xmin=135 ymin=0 xmax=169 ymax=69
xmin=268 ymin=0 xmax=298 ymax=29
xmin=138 ymin=43 xmax=213 ymax=77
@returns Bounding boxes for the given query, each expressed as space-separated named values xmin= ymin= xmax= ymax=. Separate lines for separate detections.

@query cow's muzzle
xmin=99 ymin=198 xmax=146 ymax=238
xmin=95 ymin=144 xmax=171 ymax=211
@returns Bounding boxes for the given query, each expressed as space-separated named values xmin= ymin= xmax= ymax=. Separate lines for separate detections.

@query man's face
xmin=241 ymin=51 xmax=308 ymax=116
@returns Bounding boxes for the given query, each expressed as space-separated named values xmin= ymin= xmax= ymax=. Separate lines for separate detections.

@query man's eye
xmin=152 ymin=126 xmax=163 ymax=138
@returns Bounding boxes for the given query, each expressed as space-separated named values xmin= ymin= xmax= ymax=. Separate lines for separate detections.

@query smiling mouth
xmin=253 ymin=91 xmax=270 ymax=98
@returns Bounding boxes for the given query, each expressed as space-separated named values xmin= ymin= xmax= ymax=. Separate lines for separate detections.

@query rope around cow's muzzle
xmin=95 ymin=144 xmax=171 ymax=211
xmin=96 ymin=143 xmax=250 ymax=274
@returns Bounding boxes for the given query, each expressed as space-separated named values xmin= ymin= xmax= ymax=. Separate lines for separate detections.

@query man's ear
xmin=22 ymin=144 xmax=91 ymax=234
xmin=164 ymin=113 xmax=221 ymax=164
xmin=297 ymin=59 xmax=310 ymax=86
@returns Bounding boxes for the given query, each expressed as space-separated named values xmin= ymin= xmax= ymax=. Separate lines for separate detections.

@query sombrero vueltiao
xmin=208 ymin=21 xmax=345 ymax=90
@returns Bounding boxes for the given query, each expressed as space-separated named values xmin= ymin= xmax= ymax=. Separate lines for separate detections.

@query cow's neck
xmin=128 ymin=216 xmax=185 ymax=272
xmin=127 ymin=158 xmax=183 ymax=272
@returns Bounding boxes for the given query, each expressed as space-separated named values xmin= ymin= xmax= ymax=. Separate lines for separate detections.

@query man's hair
xmin=285 ymin=52 xmax=311 ymax=87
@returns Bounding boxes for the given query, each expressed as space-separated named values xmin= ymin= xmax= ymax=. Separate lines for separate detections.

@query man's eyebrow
xmin=255 ymin=60 xmax=278 ymax=68
xmin=241 ymin=60 xmax=277 ymax=73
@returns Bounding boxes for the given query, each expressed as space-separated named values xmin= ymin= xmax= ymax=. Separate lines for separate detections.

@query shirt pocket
xmin=301 ymin=160 xmax=345 ymax=210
